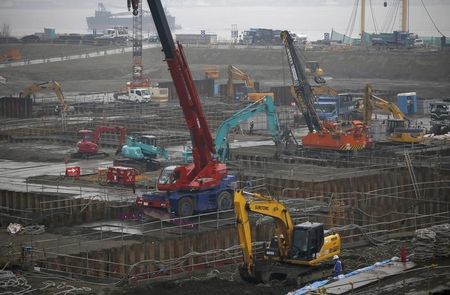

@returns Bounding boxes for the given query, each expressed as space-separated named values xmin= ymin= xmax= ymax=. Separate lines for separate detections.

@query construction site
xmin=1 ymin=0 xmax=450 ymax=294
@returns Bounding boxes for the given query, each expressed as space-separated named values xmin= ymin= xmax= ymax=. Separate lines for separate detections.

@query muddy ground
xmin=1 ymin=43 xmax=449 ymax=98
xmin=8 ymin=243 xmax=449 ymax=295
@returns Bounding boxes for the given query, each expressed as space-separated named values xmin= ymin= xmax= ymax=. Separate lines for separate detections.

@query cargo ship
xmin=86 ymin=2 xmax=178 ymax=33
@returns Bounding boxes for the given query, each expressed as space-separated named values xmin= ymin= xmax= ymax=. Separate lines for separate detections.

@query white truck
xmin=114 ymin=88 xmax=151 ymax=103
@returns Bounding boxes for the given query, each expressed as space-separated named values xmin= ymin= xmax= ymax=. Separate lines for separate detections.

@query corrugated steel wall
xmin=159 ymin=79 xmax=215 ymax=101
xmin=270 ymin=86 xmax=295 ymax=106
xmin=0 ymin=97 xmax=32 ymax=118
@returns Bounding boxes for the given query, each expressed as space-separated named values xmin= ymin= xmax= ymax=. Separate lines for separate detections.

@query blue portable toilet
xmin=397 ymin=92 xmax=417 ymax=115
xmin=213 ymin=84 xmax=220 ymax=97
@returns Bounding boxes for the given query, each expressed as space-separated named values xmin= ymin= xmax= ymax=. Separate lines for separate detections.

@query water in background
xmin=0 ymin=3 xmax=448 ymax=41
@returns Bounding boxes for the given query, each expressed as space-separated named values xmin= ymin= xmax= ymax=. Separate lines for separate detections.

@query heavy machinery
xmin=429 ymin=101 xmax=449 ymax=135
xmin=135 ymin=0 xmax=236 ymax=218
xmin=305 ymin=61 xmax=326 ymax=84
xmin=184 ymin=95 xmax=290 ymax=163
xmin=72 ymin=126 xmax=127 ymax=158
xmin=281 ymin=30 xmax=372 ymax=151
xmin=227 ymin=65 xmax=274 ymax=102
xmin=370 ymin=31 xmax=416 ymax=49
xmin=315 ymin=93 xmax=363 ymax=122
xmin=214 ymin=95 xmax=289 ymax=162
xmin=204 ymin=66 xmax=220 ymax=80
xmin=114 ymin=135 xmax=169 ymax=172
xmin=19 ymin=81 xmax=70 ymax=113
xmin=363 ymin=84 xmax=425 ymax=143
xmin=234 ymin=190 xmax=341 ymax=284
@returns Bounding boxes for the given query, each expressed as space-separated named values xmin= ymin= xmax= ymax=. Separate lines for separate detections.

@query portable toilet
xmin=397 ymin=92 xmax=417 ymax=115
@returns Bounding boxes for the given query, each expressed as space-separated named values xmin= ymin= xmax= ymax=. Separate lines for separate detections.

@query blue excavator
xmin=114 ymin=135 xmax=169 ymax=172
xmin=183 ymin=95 xmax=292 ymax=163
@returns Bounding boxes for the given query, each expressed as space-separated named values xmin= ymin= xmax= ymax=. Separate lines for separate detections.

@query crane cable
xmin=389 ymin=0 xmax=401 ymax=33
xmin=369 ymin=0 xmax=379 ymax=34
xmin=343 ymin=0 xmax=359 ymax=41
xmin=381 ymin=0 xmax=399 ymax=33
xmin=420 ymin=0 xmax=445 ymax=37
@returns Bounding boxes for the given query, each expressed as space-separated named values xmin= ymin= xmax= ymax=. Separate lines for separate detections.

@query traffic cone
xmin=400 ymin=241 xmax=407 ymax=263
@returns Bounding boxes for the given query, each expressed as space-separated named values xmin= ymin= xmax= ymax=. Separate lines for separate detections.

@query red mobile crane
xmin=135 ymin=0 xmax=236 ymax=218
xmin=280 ymin=31 xmax=372 ymax=151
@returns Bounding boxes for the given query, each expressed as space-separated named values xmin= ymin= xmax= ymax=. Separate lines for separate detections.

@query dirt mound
xmin=1 ymin=44 xmax=449 ymax=96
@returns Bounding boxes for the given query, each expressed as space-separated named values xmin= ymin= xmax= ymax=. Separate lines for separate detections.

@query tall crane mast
xmin=135 ymin=0 xmax=235 ymax=218
xmin=132 ymin=0 xmax=144 ymax=84
xmin=128 ymin=0 xmax=149 ymax=88
xmin=281 ymin=31 xmax=321 ymax=133
xmin=148 ymin=0 xmax=215 ymax=173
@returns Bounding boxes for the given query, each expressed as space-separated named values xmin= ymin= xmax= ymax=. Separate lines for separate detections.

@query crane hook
xmin=127 ymin=0 xmax=139 ymax=15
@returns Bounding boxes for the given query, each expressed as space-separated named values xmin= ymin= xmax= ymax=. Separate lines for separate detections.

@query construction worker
xmin=333 ymin=255 xmax=343 ymax=277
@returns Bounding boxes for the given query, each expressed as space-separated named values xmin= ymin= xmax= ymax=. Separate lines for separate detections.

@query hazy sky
xmin=0 ymin=0 xmax=448 ymax=40
xmin=0 ymin=0 xmax=449 ymax=8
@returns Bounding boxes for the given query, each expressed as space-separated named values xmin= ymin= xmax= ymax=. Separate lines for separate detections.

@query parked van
xmin=414 ymin=39 xmax=424 ymax=48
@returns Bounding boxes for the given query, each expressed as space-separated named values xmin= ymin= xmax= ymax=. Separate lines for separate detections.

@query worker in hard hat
xmin=333 ymin=255 xmax=343 ymax=277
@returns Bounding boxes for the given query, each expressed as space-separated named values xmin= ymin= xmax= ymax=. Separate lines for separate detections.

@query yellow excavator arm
xmin=364 ymin=84 xmax=424 ymax=143
xmin=364 ymin=84 xmax=407 ymax=122
xmin=235 ymin=190 xmax=295 ymax=275
xmin=235 ymin=190 xmax=294 ymax=266
xmin=227 ymin=65 xmax=274 ymax=102
xmin=19 ymin=81 xmax=69 ymax=113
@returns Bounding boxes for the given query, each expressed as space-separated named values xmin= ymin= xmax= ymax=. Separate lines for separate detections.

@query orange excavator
xmin=72 ymin=126 xmax=127 ymax=158
xmin=281 ymin=31 xmax=372 ymax=151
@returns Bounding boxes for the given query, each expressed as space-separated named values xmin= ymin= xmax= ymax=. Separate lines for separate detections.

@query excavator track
xmin=70 ymin=152 xmax=109 ymax=159
xmin=250 ymin=260 xmax=335 ymax=285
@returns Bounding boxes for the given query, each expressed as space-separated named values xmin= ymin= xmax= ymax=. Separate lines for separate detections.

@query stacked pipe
xmin=431 ymin=223 xmax=450 ymax=258
xmin=412 ymin=223 xmax=450 ymax=263
xmin=412 ymin=228 xmax=436 ymax=262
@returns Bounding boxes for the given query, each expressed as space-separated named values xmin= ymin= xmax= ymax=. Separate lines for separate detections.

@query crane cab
xmin=157 ymin=165 xmax=178 ymax=187
xmin=77 ymin=129 xmax=98 ymax=154
xmin=290 ymin=222 xmax=325 ymax=260
xmin=140 ymin=135 xmax=157 ymax=146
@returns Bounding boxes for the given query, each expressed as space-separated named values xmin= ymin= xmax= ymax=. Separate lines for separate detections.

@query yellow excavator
xmin=227 ymin=65 xmax=274 ymax=102
xmin=364 ymin=84 xmax=424 ymax=144
xmin=234 ymin=190 xmax=341 ymax=284
xmin=19 ymin=80 xmax=70 ymax=113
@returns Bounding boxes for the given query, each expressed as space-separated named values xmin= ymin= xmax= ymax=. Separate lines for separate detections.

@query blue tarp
xmin=288 ymin=258 xmax=394 ymax=295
